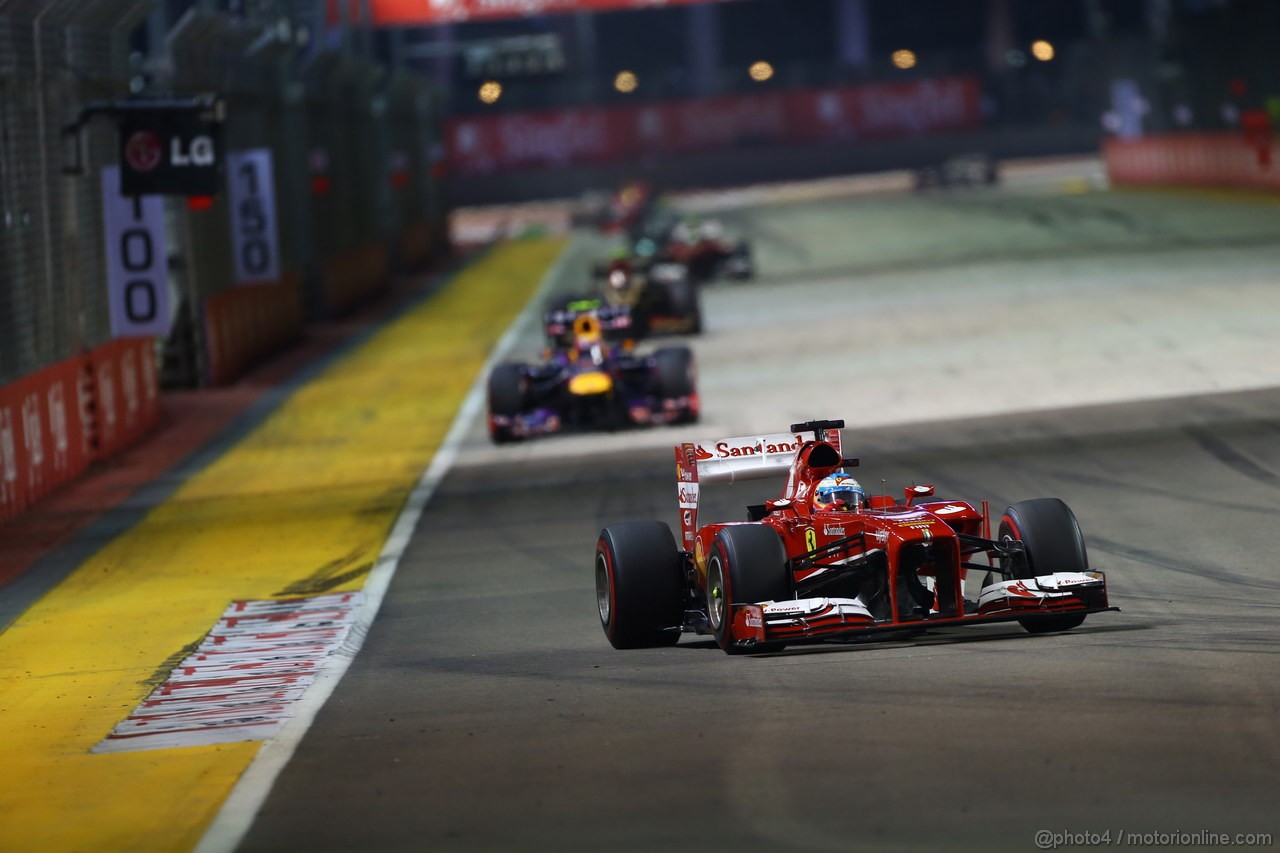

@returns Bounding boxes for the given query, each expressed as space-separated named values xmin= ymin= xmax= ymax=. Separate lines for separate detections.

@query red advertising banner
xmin=446 ymin=77 xmax=981 ymax=176
xmin=89 ymin=338 xmax=162 ymax=460
xmin=0 ymin=338 xmax=160 ymax=522
xmin=1104 ymin=132 xmax=1280 ymax=191
xmin=335 ymin=0 xmax=740 ymax=27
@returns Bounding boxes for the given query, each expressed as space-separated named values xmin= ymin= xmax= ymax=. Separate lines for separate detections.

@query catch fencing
xmin=0 ymin=3 xmax=448 ymax=520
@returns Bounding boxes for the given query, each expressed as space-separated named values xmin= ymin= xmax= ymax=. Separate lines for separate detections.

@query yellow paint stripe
xmin=0 ymin=236 xmax=565 ymax=852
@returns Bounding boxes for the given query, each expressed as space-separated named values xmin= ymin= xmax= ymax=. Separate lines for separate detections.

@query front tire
xmin=596 ymin=522 xmax=683 ymax=649
xmin=706 ymin=525 xmax=790 ymax=654
xmin=999 ymin=498 xmax=1089 ymax=634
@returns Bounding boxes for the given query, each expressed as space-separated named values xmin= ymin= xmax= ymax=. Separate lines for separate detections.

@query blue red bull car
xmin=487 ymin=304 xmax=698 ymax=444
xmin=594 ymin=419 xmax=1115 ymax=653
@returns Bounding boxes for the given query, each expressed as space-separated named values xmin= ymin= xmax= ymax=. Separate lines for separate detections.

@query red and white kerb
xmin=94 ymin=592 xmax=362 ymax=753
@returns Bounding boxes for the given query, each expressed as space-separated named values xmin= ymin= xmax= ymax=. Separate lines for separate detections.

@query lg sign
xmin=118 ymin=106 xmax=222 ymax=195
xmin=172 ymin=135 xmax=217 ymax=168
xmin=123 ymin=130 xmax=215 ymax=174
xmin=123 ymin=131 xmax=163 ymax=173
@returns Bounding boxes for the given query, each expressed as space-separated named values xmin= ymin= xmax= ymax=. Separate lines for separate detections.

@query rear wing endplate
xmin=674 ymin=424 xmax=843 ymax=550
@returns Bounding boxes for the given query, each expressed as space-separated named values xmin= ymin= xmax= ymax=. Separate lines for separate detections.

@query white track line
xmin=194 ymin=240 xmax=576 ymax=853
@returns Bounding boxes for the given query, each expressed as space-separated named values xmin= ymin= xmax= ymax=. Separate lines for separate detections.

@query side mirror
xmin=905 ymin=484 xmax=935 ymax=505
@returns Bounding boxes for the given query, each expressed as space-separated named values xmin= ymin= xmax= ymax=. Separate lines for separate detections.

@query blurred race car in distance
xmin=914 ymin=152 xmax=999 ymax=190
xmin=583 ymin=254 xmax=702 ymax=336
xmin=631 ymin=210 xmax=754 ymax=283
xmin=488 ymin=305 xmax=698 ymax=444
xmin=595 ymin=419 xmax=1114 ymax=653
xmin=572 ymin=181 xmax=654 ymax=233
xmin=663 ymin=216 xmax=753 ymax=282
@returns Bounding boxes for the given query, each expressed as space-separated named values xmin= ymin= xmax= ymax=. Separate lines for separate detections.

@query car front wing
xmin=728 ymin=572 xmax=1114 ymax=648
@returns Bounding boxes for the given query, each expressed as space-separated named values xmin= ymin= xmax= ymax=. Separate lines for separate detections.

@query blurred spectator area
xmin=401 ymin=0 xmax=1279 ymax=200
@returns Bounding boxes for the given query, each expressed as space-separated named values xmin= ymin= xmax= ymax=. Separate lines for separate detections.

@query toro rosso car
xmin=595 ymin=419 xmax=1114 ymax=653
xmin=487 ymin=306 xmax=698 ymax=444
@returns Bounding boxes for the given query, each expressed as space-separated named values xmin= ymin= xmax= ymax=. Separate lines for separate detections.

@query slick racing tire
xmin=998 ymin=498 xmax=1089 ymax=634
xmin=726 ymin=243 xmax=754 ymax=280
xmin=706 ymin=525 xmax=790 ymax=654
xmin=653 ymin=347 xmax=698 ymax=423
xmin=654 ymin=347 xmax=695 ymax=397
xmin=664 ymin=278 xmax=702 ymax=334
xmin=596 ymin=522 xmax=683 ymax=649
xmin=487 ymin=363 xmax=526 ymax=444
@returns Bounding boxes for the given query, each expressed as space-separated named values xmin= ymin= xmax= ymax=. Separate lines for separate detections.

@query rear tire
xmin=654 ymin=347 xmax=695 ymax=397
xmin=487 ymin=364 xmax=526 ymax=444
xmin=664 ymin=278 xmax=702 ymax=333
xmin=727 ymin=243 xmax=754 ymax=280
xmin=706 ymin=525 xmax=790 ymax=654
xmin=999 ymin=498 xmax=1089 ymax=634
xmin=653 ymin=346 xmax=697 ymax=423
xmin=596 ymin=522 xmax=683 ymax=649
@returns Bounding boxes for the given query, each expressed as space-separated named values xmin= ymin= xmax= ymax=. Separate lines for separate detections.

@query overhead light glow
xmin=478 ymin=80 xmax=502 ymax=104
xmin=892 ymin=49 xmax=917 ymax=70
xmin=748 ymin=60 xmax=774 ymax=82
xmin=614 ymin=70 xmax=637 ymax=93
xmin=1031 ymin=40 xmax=1055 ymax=61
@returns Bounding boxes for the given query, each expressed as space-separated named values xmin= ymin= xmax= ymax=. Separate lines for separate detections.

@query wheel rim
xmin=707 ymin=557 xmax=725 ymax=631
xmin=595 ymin=553 xmax=612 ymax=627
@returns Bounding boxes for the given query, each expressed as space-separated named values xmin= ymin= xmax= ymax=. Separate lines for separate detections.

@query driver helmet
xmin=607 ymin=267 xmax=632 ymax=290
xmin=813 ymin=472 xmax=865 ymax=512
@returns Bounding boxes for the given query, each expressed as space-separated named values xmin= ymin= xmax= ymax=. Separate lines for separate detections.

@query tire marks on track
xmin=1184 ymin=425 xmax=1280 ymax=491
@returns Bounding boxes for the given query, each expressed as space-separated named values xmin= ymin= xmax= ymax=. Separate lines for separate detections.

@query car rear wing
xmin=674 ymin=421 xmax=843 ymax=550
xmin=544 ymin=302 xmax=633 ymax=341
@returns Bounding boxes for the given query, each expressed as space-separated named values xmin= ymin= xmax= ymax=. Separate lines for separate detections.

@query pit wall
xmin=1104 ymin=132 xmax=1280 ymax=191
xmin=0 ymin=338 xmax=159 ymax=522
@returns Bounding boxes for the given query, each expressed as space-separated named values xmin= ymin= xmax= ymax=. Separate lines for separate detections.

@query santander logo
xmin=708 ymin=435 xmax=804 ymax=459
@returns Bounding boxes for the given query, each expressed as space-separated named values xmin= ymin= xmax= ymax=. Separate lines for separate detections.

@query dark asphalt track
xmin=240 ymin=182 xmax=1280 ymax=852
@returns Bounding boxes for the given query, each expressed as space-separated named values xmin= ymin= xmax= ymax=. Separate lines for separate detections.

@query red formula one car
xmin=595 ymin=419 xmax=1114 ymax=654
